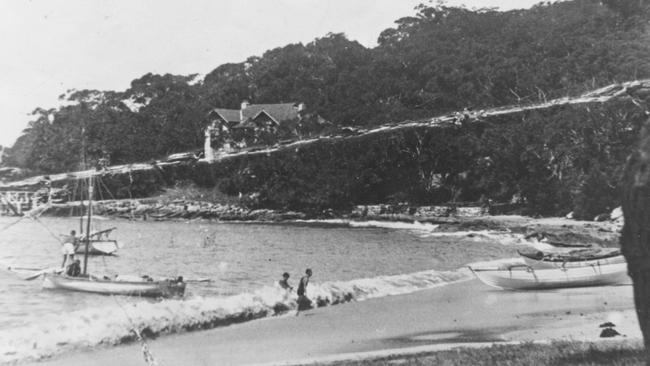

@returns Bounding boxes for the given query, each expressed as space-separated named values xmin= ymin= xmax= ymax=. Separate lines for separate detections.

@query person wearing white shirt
xmin=60 ymin=230 xmax=78 ymax=269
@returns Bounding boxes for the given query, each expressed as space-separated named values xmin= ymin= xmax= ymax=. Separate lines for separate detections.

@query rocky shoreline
xmin=37 ymin=198 xmax=622 ymax=248
xmin=42 ymin=198 xmax=496 ymax=222
xmin=45 ymin=198 xmax=307 ymax=221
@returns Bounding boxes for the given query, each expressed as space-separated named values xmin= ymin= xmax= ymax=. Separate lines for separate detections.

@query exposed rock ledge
xmin=37 ymin=199 xmax=622 ymax=248
xmin=46 ymin=199 xmax=307 ymax=221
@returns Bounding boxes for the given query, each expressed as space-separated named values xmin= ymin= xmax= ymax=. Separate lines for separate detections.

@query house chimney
xmin=204 ymin=122 xmax=215 ymax=162
xmin=240 ymin=100 xmax=249 ymax=122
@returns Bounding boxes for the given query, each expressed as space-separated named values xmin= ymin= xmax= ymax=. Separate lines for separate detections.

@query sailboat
xmin=42 ymin=155 xmax=185 ymax=298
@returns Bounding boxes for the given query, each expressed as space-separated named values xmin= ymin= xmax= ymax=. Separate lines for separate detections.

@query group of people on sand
xmin=60 ymin=230 xmax=81 ymax=277
xmin=278 ymin=269 xmax=313 ymax=314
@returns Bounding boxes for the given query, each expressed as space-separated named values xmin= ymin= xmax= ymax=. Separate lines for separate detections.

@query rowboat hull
xmin=469 ymin=262 xmax=629 ymax=290
xmin=42 ymin=273 xmax=185 ymax=298
xmin=75 ymin=240 xmax=118 ymax=255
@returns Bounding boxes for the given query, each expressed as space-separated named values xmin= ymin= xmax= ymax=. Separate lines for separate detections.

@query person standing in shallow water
xmin=278 ymin=272 xmax=293 ymax=291
xmin=296 ymin=268 xmax=313 ymax=315
xmin=60 ymin=230 xmax=78 ymax=269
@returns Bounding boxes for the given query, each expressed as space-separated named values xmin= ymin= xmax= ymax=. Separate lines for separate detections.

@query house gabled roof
xmin=209 ymin=102 xmax=304 ymax=129
xmin=252 ymin=110 xmax=280 ymax=124
xmin=241 ymin=103 xmax=300 ymax=123
xmin=209 ymin=108 xmax=240 ymax=124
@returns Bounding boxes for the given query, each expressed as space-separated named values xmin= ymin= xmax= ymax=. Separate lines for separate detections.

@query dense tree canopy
xmin=3 ymin=0 xmax=650 ymax=217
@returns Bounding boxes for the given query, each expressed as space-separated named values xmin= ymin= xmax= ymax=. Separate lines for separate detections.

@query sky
xmin=0 ymin=0 xmax=545 ymax=147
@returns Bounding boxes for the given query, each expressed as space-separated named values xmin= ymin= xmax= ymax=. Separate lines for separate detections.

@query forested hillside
xmin=3 ymin=0 xmax=650 ymax=218
xmin=5 ymin=0 xmax=649 ymax=172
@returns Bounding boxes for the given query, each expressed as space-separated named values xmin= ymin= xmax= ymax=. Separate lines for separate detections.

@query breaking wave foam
xmin=295 ymin=219 xmax=439 ymax=232
xmin=347 ymin=220 xmax=439 ymax=232
xmin=0 ymin=268 xmax=470 ymax=363
xmin=296 ymin=219 xmax=530 ymax=245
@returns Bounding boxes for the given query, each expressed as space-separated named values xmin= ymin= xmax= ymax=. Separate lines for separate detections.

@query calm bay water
xmin=0 ymin=216 xmax=521 ymax=362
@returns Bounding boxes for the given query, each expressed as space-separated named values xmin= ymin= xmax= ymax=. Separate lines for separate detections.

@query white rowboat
xmin=468 ymin=261 xmax=629 ymax=290
xmin=42 ymin=273 xmax=185 ymax=298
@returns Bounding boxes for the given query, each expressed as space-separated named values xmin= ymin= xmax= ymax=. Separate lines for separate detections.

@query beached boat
xmin=468 ymin=261 xmax=629 ymax=290
xmin=42 ymin=273 xmax=185 ymax=297
xmin=518 ymin=248 xmax=625 ymax=269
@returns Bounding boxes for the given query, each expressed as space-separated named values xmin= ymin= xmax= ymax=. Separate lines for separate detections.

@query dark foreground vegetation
xmin=307 ymin=341 xmax=645 ymax=366
xmin=3 ymin=0 xmax=650 ymax=219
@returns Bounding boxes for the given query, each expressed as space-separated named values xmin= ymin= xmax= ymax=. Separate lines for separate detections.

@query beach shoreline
xmin=24 ymin=278 xmax=639 ymax=366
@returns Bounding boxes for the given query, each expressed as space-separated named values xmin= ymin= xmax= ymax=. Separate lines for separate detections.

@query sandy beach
xmin=25 ymin=277 xmax=639 ymax=366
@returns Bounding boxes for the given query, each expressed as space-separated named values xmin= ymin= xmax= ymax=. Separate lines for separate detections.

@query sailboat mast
xmin=79 ymin=124 xmax=86 ymax=237
xmin=79 ymin=179 xmax=84 ymax=235
xmin=83 ymin=176 xmax=93 ymax=275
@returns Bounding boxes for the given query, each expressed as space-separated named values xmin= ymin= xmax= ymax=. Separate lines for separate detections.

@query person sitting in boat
xmin=66 ymin=259 xmax=81 ymax=277
xmin=60 ymin=230 xmax=78 ymax=268
xmin=278 ymin=272 xmax=293 ymax=291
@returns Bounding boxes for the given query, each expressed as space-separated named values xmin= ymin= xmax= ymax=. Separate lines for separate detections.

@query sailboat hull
xmin=42 ymin=273 xmax=185 ymax=298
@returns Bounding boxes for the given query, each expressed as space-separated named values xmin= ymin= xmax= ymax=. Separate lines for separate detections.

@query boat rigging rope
xmin=128 ymin=170 xmax=135 ymax=220
xmin=33 ymin=217 xmax=64 ymax=244
xmin=97 ymin=172 xmax=136 ymax=220
xmin=110 ymin=293 xmax=159 ymax=366
xmin=0 ymin=207 xmax=60 ymax=244
xmin=98 ymin=177 xmax=116 ymax=200
xmin=100 ymin=255 xmax=158 ymax=366
xmin=0 ymin=216 xmax=25 ymax=233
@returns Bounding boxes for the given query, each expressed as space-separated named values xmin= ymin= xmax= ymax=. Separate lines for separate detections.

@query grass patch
xmin=307 ymin=341 xmax=645 ymax=366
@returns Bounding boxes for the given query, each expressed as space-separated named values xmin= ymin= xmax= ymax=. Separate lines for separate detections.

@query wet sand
xmin=26 ymin=278 xmax=639 ymax=366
